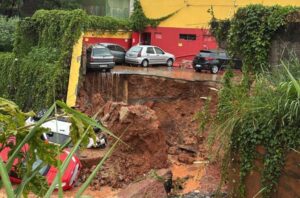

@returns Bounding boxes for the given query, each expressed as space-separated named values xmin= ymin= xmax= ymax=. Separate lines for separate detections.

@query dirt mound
xmin=76 ymin=73 xmax=222 ymax=193
xmin=79 ymin=102 xmax=169 ymax=189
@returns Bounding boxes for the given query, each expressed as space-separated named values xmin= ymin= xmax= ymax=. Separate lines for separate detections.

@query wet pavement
xmin=111 ymin=66 xmax=223 ymax=82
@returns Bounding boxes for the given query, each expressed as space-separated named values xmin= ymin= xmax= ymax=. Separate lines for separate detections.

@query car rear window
xmin=218 ymin=52 xmax=228 ymax=58
xmin=129 ymin=46 xmax=142 ymax=53
xmin=199 ymin=52 xmax=214 ymax=57
xmin=92 ymin=48 xmax=111 ymax=56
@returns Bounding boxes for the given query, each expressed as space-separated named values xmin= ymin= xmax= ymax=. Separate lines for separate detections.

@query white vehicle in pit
xmin=26 ymin=117 xmax=107 ymax=149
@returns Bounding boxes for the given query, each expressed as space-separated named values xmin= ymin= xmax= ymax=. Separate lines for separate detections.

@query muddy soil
xmin=76 ymin=72 xmax=222 ymax=194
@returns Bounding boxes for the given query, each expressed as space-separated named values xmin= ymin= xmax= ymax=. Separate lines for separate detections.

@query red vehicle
xmin=0 ymin=137 xmax=81 ymax=190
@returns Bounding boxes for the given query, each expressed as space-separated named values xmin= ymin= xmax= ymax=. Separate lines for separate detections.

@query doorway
xmin=141 ymin=32 xmax=151 ymax=45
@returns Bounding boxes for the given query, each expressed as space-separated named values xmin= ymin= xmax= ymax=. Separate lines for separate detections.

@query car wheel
xmin=166 ymin=59 xmax=173 ymax=67
xmin=141 ymin=60 xmax=149 ymax=67
xmin=195 ymin=68 xmax=201 ymax=72
xmin=211 ymin=65 xmax=219 ymax=74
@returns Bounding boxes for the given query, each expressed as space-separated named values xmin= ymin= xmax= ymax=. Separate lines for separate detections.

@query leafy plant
xmin=209 ymin=5 xmax=298 ymax=73
xmin=130 ymin=0 xmax=179 ymax=32
xmin=0 ymin=3 xmax=176 ymax=111
xmin=204 ymin=58 xmax=300 ymax=197
xmin=0 ymin=97 xmax=120 ymax=197
xmin=0 ymin=15 xmax=19 ymax=51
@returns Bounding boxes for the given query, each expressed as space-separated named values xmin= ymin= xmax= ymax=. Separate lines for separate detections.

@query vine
xmin=205 ymin=59 xmax=300 ymax=198
xmin=209 ymin=5 xmax=297 ymax=73
xmin=205 ymin=5 xmax=300 ymax=198
xmin=0 ymin=0 xmax=176 ymax=111
xmin=130 ymin=0 xmax=179 ymax=32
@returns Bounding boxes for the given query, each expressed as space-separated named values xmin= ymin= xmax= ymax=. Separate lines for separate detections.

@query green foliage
xmin=0 ymin=4 xmax=174 ymax=111
xmin=210 ymin=5 xmax=298 ymax=73
xmin=0 ymin=97 xmax=118 ymax=197
xmin=130 ymin=0 xmax=178 ymax=32
xmin=0 ymin=97 xmax=58 ymax=196
xmin=87 ymin=15 xmax=130 ymax=33
xmin=2 ymin=9 xmax=88 ymax=111
xmin=0 ymin=15 xmax=19 ymax=51
xmin=206 ymin=59 xmax=300 ymax=197
xmin=0 ymin=0 xmax=80 ymax=17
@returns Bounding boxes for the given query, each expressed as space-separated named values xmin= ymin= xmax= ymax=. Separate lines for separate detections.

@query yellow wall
xmin=141 ymin=0 xmax=300 ymax=28
xmin=66 ymin=31 xmax=130 ymax=107
xmin=66 ymin=34 xmax=83 ymax=107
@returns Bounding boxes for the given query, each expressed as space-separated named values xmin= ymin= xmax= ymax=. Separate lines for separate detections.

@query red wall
xmin=82 ymin=27 xmax=218 ymax=63
xmin=83 ymin=37 xmax=132 ymax=50
xmin=142 ymin=27 xmax=218 ymax=61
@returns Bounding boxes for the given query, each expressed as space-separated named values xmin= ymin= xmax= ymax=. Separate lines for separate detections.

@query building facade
xmin=83 ymin=0 xmax=300 ymax=63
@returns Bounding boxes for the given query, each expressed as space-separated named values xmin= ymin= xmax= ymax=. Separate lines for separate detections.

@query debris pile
xmin=79 ymin=102 xmax=169 ymax=189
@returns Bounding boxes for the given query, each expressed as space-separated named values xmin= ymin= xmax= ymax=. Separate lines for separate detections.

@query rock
xmin=118 ymin=178 xmax=168 ymax=198
xmin=119 ymin=106 xmax=130 ymax=123
xmin=178 ymin=153 xmax=195 ymax=164
xmin=168 ymin=146 xmax=178 ymax=155
xmin=178 ymin=145 xmax=197 ymax=154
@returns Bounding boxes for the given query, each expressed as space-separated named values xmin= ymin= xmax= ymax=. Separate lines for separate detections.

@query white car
xmin=26 ymin=117 xmax=107 ymax=149
xmin=125 ymin=45 xmax=175 ymax=67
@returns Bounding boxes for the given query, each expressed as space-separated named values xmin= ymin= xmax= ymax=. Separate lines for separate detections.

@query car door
xmin=146 ymin=47 xmax=157 ymax=64
xmin=114 ymin=45 xmax=126 ymax=64
xmin=154 ymin=47 xmax=167 ymax=64
xmin=106 ymin=45 xmax=117 ymax=57
xmin=218 ymin=52 xmax=230 ymax=68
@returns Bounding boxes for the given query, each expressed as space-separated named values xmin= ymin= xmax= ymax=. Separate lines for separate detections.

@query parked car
xmin=0 ymin=137 xmax=81 ymax=190
xmin=192 ymin=50 xmax=242 ymax=74
xmin=98 ymin=43 xmax=126 ymax=64
xmin=86 ymin=44 xmax=115 ymax=72
xmin=125 ymin=45 xmax=175 ymax=67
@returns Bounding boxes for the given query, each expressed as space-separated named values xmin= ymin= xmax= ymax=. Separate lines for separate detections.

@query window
xmin=146 ymin=47 xmax=155 ymax=54
xmin=92 ymin=48 xmax=111 ymax=56
xmin=154 ymin=47 xmax=164 ymax=54
xmin=129 ymin=46 xmax=142 ymax=53
xmin=179 ymin=34 xmax=196 ymax=40
xmin=107 ymin=45 xmax=115 ymax=50
xmin=219 ymin=52 xmax=228 ymax=59
xmin=115 ymin=45 xmax=125 ymax=52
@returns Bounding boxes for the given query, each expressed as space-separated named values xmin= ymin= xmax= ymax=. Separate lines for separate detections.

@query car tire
xmin=141 ymin=60 xmax=149 ymax=67
xmin=195 ymin=68 xmax=201 ymax=72
xmin=167 ymin=59 xmax=173 ymax=67
xmin=211 ymin=65 xmax=219 ymax=74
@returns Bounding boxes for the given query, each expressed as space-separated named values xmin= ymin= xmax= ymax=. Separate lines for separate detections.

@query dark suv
xmin=86 ymin=45 xmax=115 ymax=72
xmin=192 ymin=50 xmax=242 ymax=74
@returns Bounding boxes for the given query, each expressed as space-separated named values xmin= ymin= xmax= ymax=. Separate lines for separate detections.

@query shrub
xmin=0 ymin=15 xmax=19 ymax=51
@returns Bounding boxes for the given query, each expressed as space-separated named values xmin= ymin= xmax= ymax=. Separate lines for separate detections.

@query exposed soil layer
xmin=76 ymin=72 xmax=221 ymax=193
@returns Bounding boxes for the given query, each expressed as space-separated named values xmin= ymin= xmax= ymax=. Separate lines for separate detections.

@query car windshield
xmin=199 ymin=52 xmax=214 ymax=57
xmin=32 ymin=159 xmax=50 ymax=176
xmin=129 ymin=46 xmax=142 ymax=53
xmin=46 ymin=132 xmax=70 ymax=145
xmin=92 ymin=48 xmax=111 ymax=56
